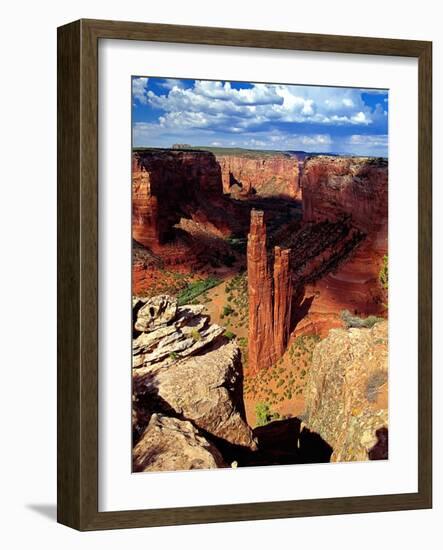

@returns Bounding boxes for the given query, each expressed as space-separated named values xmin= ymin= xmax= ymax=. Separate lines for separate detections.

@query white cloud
xmin=132 ymin=79 xmax=388 ymax=156
xmin=143 ymin=80 xmax=383 ymax=130
xmin=132 ymin=77 xmax=149 ymax=104
xmin=351 ymin=111 xmax=371 ymax=124
xmin=159 ymin=78 xmax=185 ymax=90
xmin=349 ymin=134 xmax=388 ymax=147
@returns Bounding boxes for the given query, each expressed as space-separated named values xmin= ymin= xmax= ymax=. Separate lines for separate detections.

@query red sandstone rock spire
xmin=273 ymin=247 xmax=292 ymax=359
xmin=247 ymin=210 xmax=275 ymax=373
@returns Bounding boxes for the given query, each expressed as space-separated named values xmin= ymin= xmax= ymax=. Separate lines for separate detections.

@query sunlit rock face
xmin=247 ymin=211 xmax=292 ymax=372
xmin=216 ymin=153 xmax=300 ymax=199
xmin=303 ymin=320 xmax=388 ymax=462
xmin=293 ymin=156 xmax=389 ymax=335
xmin=132 ymin=294 xmax=257 ymax=461
xmin=247 ymin=210 xmax=276 ymax=373
xmin=302 ymin=156 xmax=388 ymax=241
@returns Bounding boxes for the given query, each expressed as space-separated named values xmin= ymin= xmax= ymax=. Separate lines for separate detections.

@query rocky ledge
xmin=133 ymin=414 xmax=227 ymax=472
xmin=303 ymin=320 xmax=388 ymax=462
xmin=132 ymin=295 xmax=256 ymax=471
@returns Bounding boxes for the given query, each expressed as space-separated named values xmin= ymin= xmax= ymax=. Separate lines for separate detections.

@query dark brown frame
xmin=57 ymin=18 xmax=432 ymax=531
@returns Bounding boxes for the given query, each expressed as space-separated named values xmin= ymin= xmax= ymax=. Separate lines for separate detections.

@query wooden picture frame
xmin=57 ymin=19 xmax=432 ymax=530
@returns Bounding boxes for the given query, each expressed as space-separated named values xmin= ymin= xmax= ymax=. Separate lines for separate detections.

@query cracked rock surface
xmin=132 ymin=294 xmax=256 ymax=471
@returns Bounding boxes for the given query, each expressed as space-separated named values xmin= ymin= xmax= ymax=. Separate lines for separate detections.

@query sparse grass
xmin=177 ymin=276 xmax=221 ymax=306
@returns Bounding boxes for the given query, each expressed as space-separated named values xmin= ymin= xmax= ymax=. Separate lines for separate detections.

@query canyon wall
xmin=247 ymin=211 xmax=292 ymax=372
xmin=216 ymin=153 xmax=300 ymax=198
xmin=302 ymin=156 xmax=388 ymax=241
xmin=132 ymin=149 xmax=237 ymax=250
xmin=294 ymin=156 xmax=389 ymax=334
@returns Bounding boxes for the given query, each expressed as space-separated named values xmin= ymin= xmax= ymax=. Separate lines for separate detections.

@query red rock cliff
xmin=217 ymin=153 xmax=300 ymax=199
xmin=247 ymin=211 xmax=275 ymax=373
xmin=293 ymin=156 xmax=389 ymax=335
xmin=273 ymin=247 xmax=292 ymax=358
xmin=132 ymin=150 xmax=238 ymax=250
xmin=247 ymin=211 xmax=292 ymax=372
xmin=302 ymin=156 xmax=388 ymax=245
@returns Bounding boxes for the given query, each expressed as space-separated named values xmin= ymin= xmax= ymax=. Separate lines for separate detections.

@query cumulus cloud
xmin=132 ymin=77 xmax=149 ymax=104
xmin=132 ymin=78 xmax=388 ymax=155
xmin=142 ymin=80 xmax=384 ymax=129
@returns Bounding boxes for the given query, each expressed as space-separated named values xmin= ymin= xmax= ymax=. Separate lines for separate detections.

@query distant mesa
xmin=172 ymin=143 xmax=192 ymax=149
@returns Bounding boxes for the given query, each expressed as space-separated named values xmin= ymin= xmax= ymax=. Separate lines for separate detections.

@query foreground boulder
xmin=133 ymin=414 xmax=227 ymax=472
xmin=133 ymin=294 xmax=257 ymax=455
xmin=304 ymin=320 xmax=388 ymax=462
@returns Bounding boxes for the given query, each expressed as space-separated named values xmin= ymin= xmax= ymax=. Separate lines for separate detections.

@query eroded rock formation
xmin=132 ymin=294 xmax=257 ymax=470
xmin=289 ymin=156 xmax=389 ymax=335
xmin=302 ymin=156 xmax=388 ymax=237
xmin=303 ymin=320 xmax=388 ymax=462
xmin=247 ymin=211 xmax=276 ymax=372
xmin=273 ymin=247 xmax=292 ymax=358
xmin=216 ymin=153 xmax=300 ymax=198
xmin=247 ymin=211 xmax=292 ymax=372
xmin=133 ymin=414 xmax=227 ymax=472
xmin=132 ymin=149 xmax=238 ymax=250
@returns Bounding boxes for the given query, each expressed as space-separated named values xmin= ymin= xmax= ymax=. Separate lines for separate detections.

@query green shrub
xmin=255 ymin=402 xmax=280 ymax=426
xmin=169 ymin=351 xmax=179 ymax=360
xmin=340 ymin=309 xmax=384 ymax=329
xmin=224 ymin=330 xmax=236 ymax=340
xmin=190 ymin=329 xmax=201 ymax=341
xmin=222 ymin=305 xmax=235 ymax=316
xmin=177 ymin=277 xmax=221 ymax=306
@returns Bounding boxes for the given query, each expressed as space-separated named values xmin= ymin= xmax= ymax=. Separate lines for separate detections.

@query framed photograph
xmin=57 ymin=19 xmax=432 ymax=530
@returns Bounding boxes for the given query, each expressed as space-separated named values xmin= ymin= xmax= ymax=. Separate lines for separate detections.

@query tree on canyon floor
xmin=255 ymin=402 xmax=280 ymax=427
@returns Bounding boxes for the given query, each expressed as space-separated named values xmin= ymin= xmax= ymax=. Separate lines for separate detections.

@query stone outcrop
xmin=247 ymin=211 xmax=276 ymax=372
xmin=132 ymin=294 xmax=257 ymax=467
xmin=132 ymin=149 xmax=239 ymax=250
xmin=303 ymin=320 xmax=388 ymax=462
xmin=132 ymin=297 xmax=225 ymax=369
xmin=216 ymin=153 xmax=300 ymax=198
xmin=133 ymin=414 xmax=227 ymax=472
xmin=247 ymin=211 xmax=292 ymax=372
xmin=273 ymin=247 xmax=292 ymax=358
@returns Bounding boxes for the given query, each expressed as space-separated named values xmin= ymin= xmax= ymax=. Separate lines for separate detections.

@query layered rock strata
xmin=302 ymin=156 xmax=388 ymax=237
xmin=273 ymin=247 xmax=292 ymax=358
xmin=303 ymin=320 xmax=388 ymax=462
xmin=133 ymin=414 xmax=227 ymax=472
xmin=216 ymin=153 xmax=300 ymax=198
xmin=247 ymin=211 xmax=276 ymax=372
xmin=247 ymin=210 xmax=292 ymax=372
xmin=132 ymin=149 xmax=238 ymax=251
xmin=132 ymin=295 xmax=257 ymax=468
xmin=294 ymin=156 xmax=389 ymax=334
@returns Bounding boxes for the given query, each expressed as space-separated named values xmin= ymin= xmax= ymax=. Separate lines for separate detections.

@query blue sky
xmin=132 ymin=77 xmax=388 ymax=157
